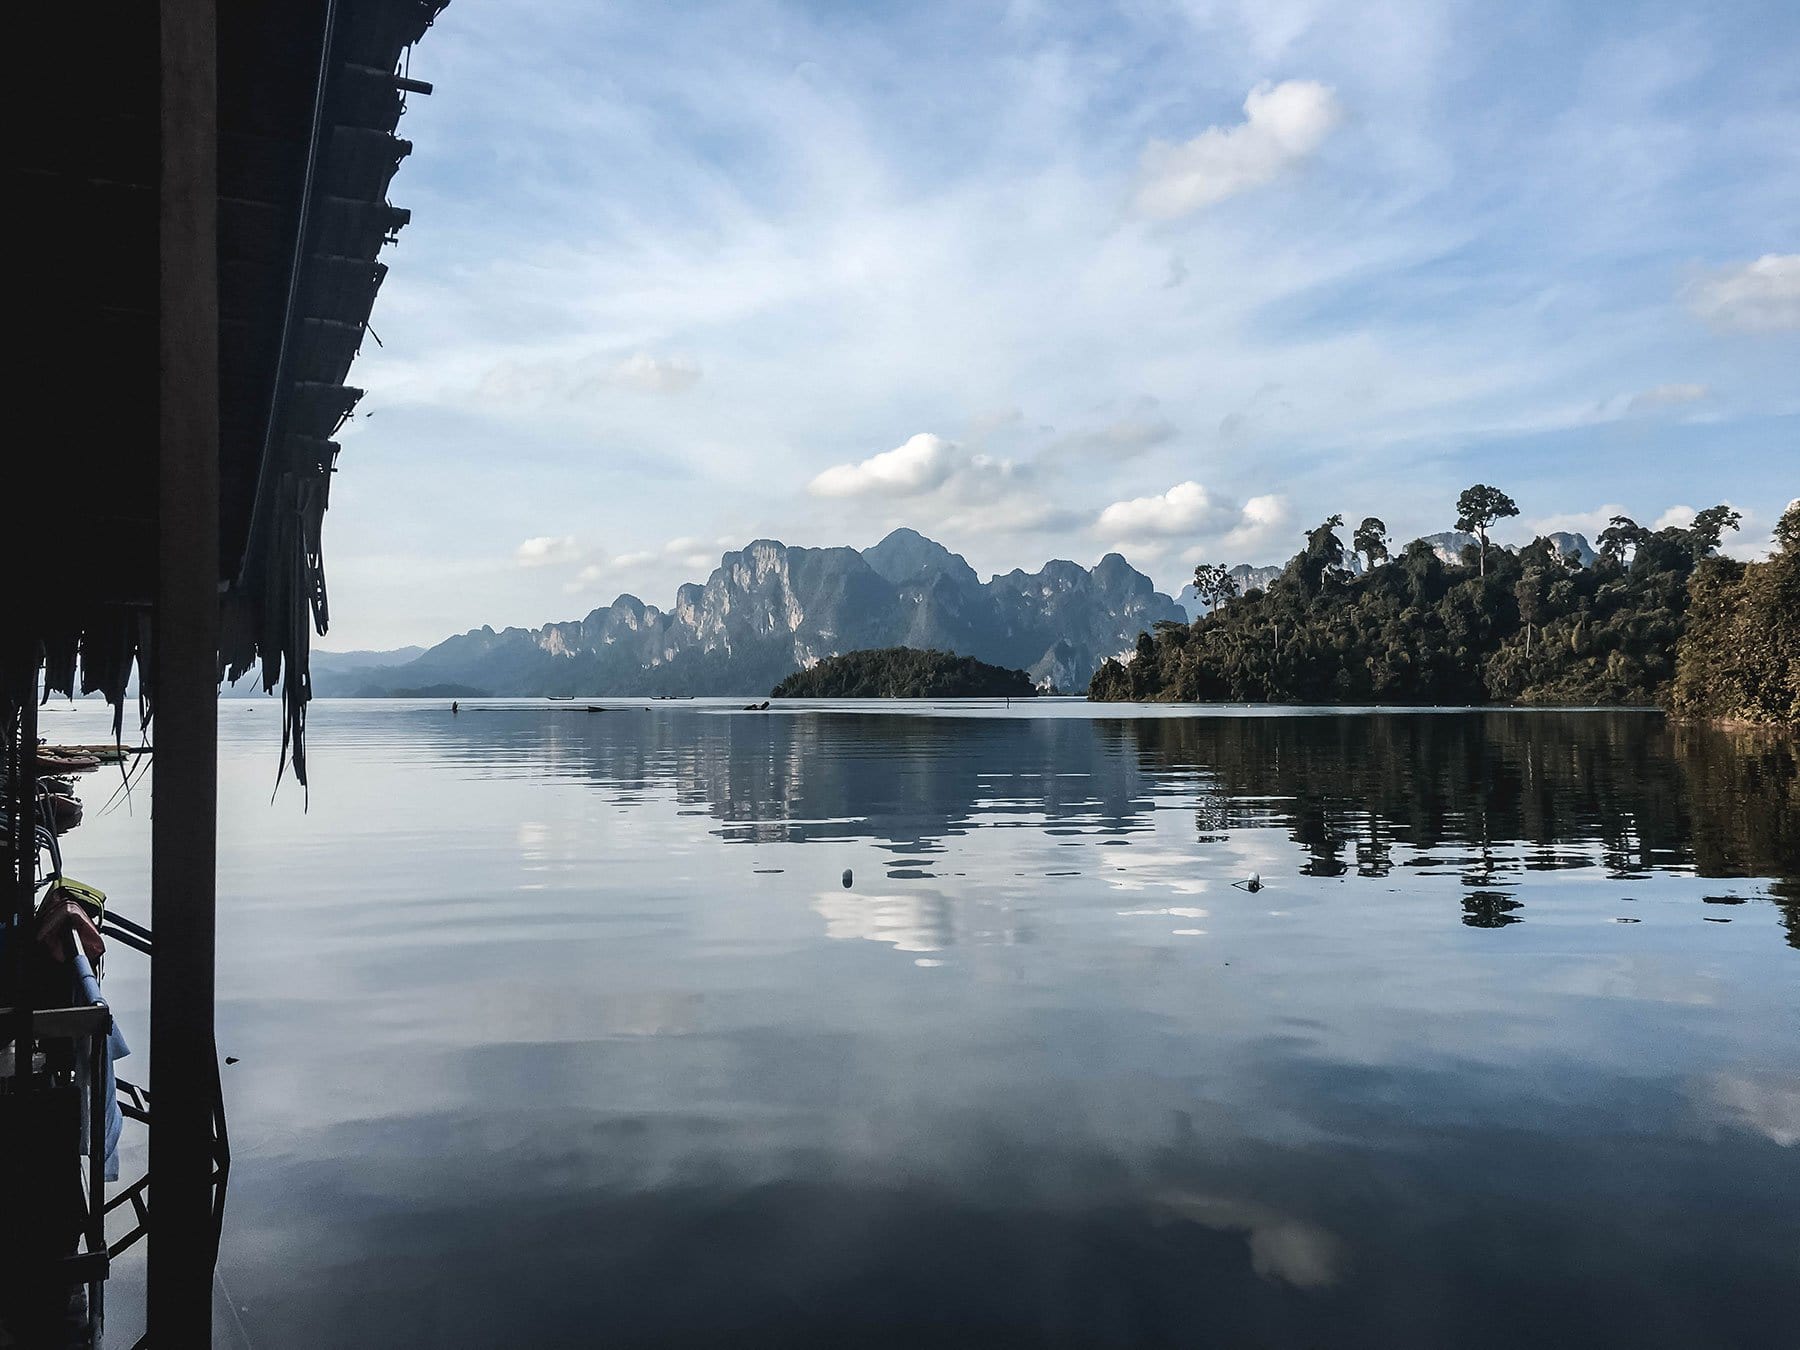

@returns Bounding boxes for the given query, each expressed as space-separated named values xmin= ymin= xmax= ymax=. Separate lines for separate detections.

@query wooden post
xmin=152 ymin=0 xmax=220 ymax=1339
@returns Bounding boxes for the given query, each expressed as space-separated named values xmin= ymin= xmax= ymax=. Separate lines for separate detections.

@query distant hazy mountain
xmin=331 ymin=529 xmax=1184 ymax=697
xmin=313 ymin=646 xmax=426 ymax=672
xmin=1175 ymin=563 xmax=1290 ymax=621
xmin=224 ymin=645 xmax=426 ymax=697
xmin=1420 ymin=530 xmax=1596 ymax=567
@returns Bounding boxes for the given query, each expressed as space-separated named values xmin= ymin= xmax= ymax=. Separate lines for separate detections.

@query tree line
xmin=1092 ymin=488 xmax=1797 ymax=725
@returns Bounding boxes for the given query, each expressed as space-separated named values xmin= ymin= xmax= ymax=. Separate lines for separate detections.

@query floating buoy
xmin=1233 ymin=871 xmax=1263 ymax=893
xmin=841 ymin=868 xmax=853 ymax=889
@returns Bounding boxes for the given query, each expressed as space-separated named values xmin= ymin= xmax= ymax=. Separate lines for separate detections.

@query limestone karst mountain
xmin=332 ymin=529 xmax=1185 ymax=696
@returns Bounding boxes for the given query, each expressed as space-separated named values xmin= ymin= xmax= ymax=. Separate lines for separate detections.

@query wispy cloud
xmin=610 ymin=352 xmax=702 ymax=393
xmin=1626 ymin=383 xmax=1711 ymax=412
xmin=515 ymin=535 xmax=581 ymax=567
xmin=1683 ymin=254 xmax=1800 ymax=333
xmin=1134 ymin=80 xmax=1342 ymax=219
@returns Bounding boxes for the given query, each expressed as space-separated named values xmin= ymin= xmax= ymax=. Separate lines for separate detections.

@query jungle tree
xmin=1687 ymin=504 xmax=1743 ymax=557
xmin=1191 ymin=562 xmax=1240 ymax=613
xmin=1454 ymin=484 xmax=1520 ymax=577
xmin=1354 ymin=516 xmax=1390 ymax=571
xmin=1598 ymin=515 xmax=1646 ymax=564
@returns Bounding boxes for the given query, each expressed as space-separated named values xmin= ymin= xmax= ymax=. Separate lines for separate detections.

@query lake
xmin=47 ymin=698 xmax=1799 ymax=1348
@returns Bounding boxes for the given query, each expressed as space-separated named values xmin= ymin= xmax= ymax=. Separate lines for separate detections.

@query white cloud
xmin=1134 ymin=80 xmax=1342 ymax=219
xmin=1683 ymin=254 xmax=1800 ymax=333
xmin=1223 ymin=493 xmax=1292 ymax=552
xmin=610 ymin=351 xmax=702 ymax=393
xmin=1625 ymin=383 xmax=1710 ymax=413
xmin=515 ymin=535 xmax=581 ymax=567
xmin=808 ymin=432 xmax=957 ymax=498
xmin=1653 ymin=504 xmax=1696 ymax=531
xmin=1097 ymin=481 xmax=1239 ymax=537
xmin=807 ymin=432 xmax=1029 ymax=506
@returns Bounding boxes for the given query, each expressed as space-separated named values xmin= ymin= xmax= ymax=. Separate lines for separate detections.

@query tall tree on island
xmin=1455 ymin=484 xmax=1520 ymax=577
xmin=1191 ymin=562 xmax=1240 ymax=614
xmin=1353 ymin=517 xmax=1390 ymax=570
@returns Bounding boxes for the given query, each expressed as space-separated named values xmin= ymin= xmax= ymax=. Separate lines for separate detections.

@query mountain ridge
xmin=328 ymin=531 xmax=1187 ymax=697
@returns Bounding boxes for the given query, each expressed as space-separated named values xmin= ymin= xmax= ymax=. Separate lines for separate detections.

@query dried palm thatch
xmin=14 ymin=0 xmax=449 ymax=785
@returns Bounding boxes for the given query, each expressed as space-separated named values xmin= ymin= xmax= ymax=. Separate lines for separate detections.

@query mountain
xmin=1420 ymin=530 xmax=1596 ymax=567
xmin=1176 ymin=563 xmax=1286 ymax=621
xmin=223 ymin=645 xmax=425 ymax=697
xmin=333 ymin=531 xmax=1185 ymax=697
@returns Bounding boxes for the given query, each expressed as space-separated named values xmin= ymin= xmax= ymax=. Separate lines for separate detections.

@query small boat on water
xmin=548 ymin=695 xmax=575 ymax=701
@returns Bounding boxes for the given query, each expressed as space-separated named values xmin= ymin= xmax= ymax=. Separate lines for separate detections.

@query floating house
xmin=6 ymin=2 xmax=449 ymax=1342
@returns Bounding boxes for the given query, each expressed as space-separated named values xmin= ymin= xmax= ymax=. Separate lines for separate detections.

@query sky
xmin=325 ymin=0 xmax=1798 ymax=651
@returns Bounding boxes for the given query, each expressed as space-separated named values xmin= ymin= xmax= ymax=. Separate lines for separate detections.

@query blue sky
xmin=327 ymin=0 xmax=1798 ymax=649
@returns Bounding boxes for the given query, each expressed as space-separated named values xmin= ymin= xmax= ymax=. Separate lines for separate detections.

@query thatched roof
xmin=16 ymin=0 xmax=448 ymax=782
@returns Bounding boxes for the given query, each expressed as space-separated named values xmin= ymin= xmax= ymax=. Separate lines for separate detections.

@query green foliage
xmin=1669 ymin=502 xmax=1799 ymax=726
xmin=773 ymin=647 xmax=1038 ymax=698
xmin=1090 ymin=493 xmax=1789 ymax=722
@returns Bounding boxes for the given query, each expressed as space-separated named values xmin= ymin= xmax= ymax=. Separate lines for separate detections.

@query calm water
xmin=50 ymin=699 xmax=1799 ymax=1348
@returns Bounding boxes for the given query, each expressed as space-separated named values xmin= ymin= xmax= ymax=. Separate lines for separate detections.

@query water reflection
xmin=54 ymin=701 xmax=1798 ymax=1347
xmin=436 ymin=706 xmax=1798 ymax=945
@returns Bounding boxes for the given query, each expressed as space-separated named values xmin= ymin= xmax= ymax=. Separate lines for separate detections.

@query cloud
xmin=1134 ymin=80 xmax=1342 ymax=219
xmin=566 ymin=535 xmax=722 ymax=594
xmin=967 ymin=406 xmax=1024 ymax=438
xmin=1223 ymin=493 xmax=1292 ymax=552
xmin=1625 ymin=383 xmax=1710 ymax=413
xmin=934 ymin=496 xmax=1084 ymax=539
xmin=515 ymin=535 xmax=581 ymax=567
xmin=1653 ymin=504 xmax=1696 ymax=531
xmin=807 ymin=432 xmax=1026 ymax=504
xmin=809 ymin=432 xmax=957 ymax=498
xmin=1097 ymin=481 xmax=1241 ymax=537
xmin=1683 ymin=254 xmax=1800 ymax=333
xmin=610 ymin=351 xmax=702 ymax=393
xmin=1044 ymin=412 xmax=1178 ymax=463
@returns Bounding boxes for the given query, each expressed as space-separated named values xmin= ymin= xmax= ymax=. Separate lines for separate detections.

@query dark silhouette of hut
xmin=5 ymin=2 xmax=449 ymax=1342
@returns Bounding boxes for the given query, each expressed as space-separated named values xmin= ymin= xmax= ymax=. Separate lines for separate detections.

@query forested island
xmin=1092 ymin=490 xmax=1797 ymax=726
xmin=772 ymin=648 xmax=1038 ymax=699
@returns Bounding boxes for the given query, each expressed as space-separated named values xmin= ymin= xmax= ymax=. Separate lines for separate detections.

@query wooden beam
xmin=151 ymin=0 xmax=221 ymax=1340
